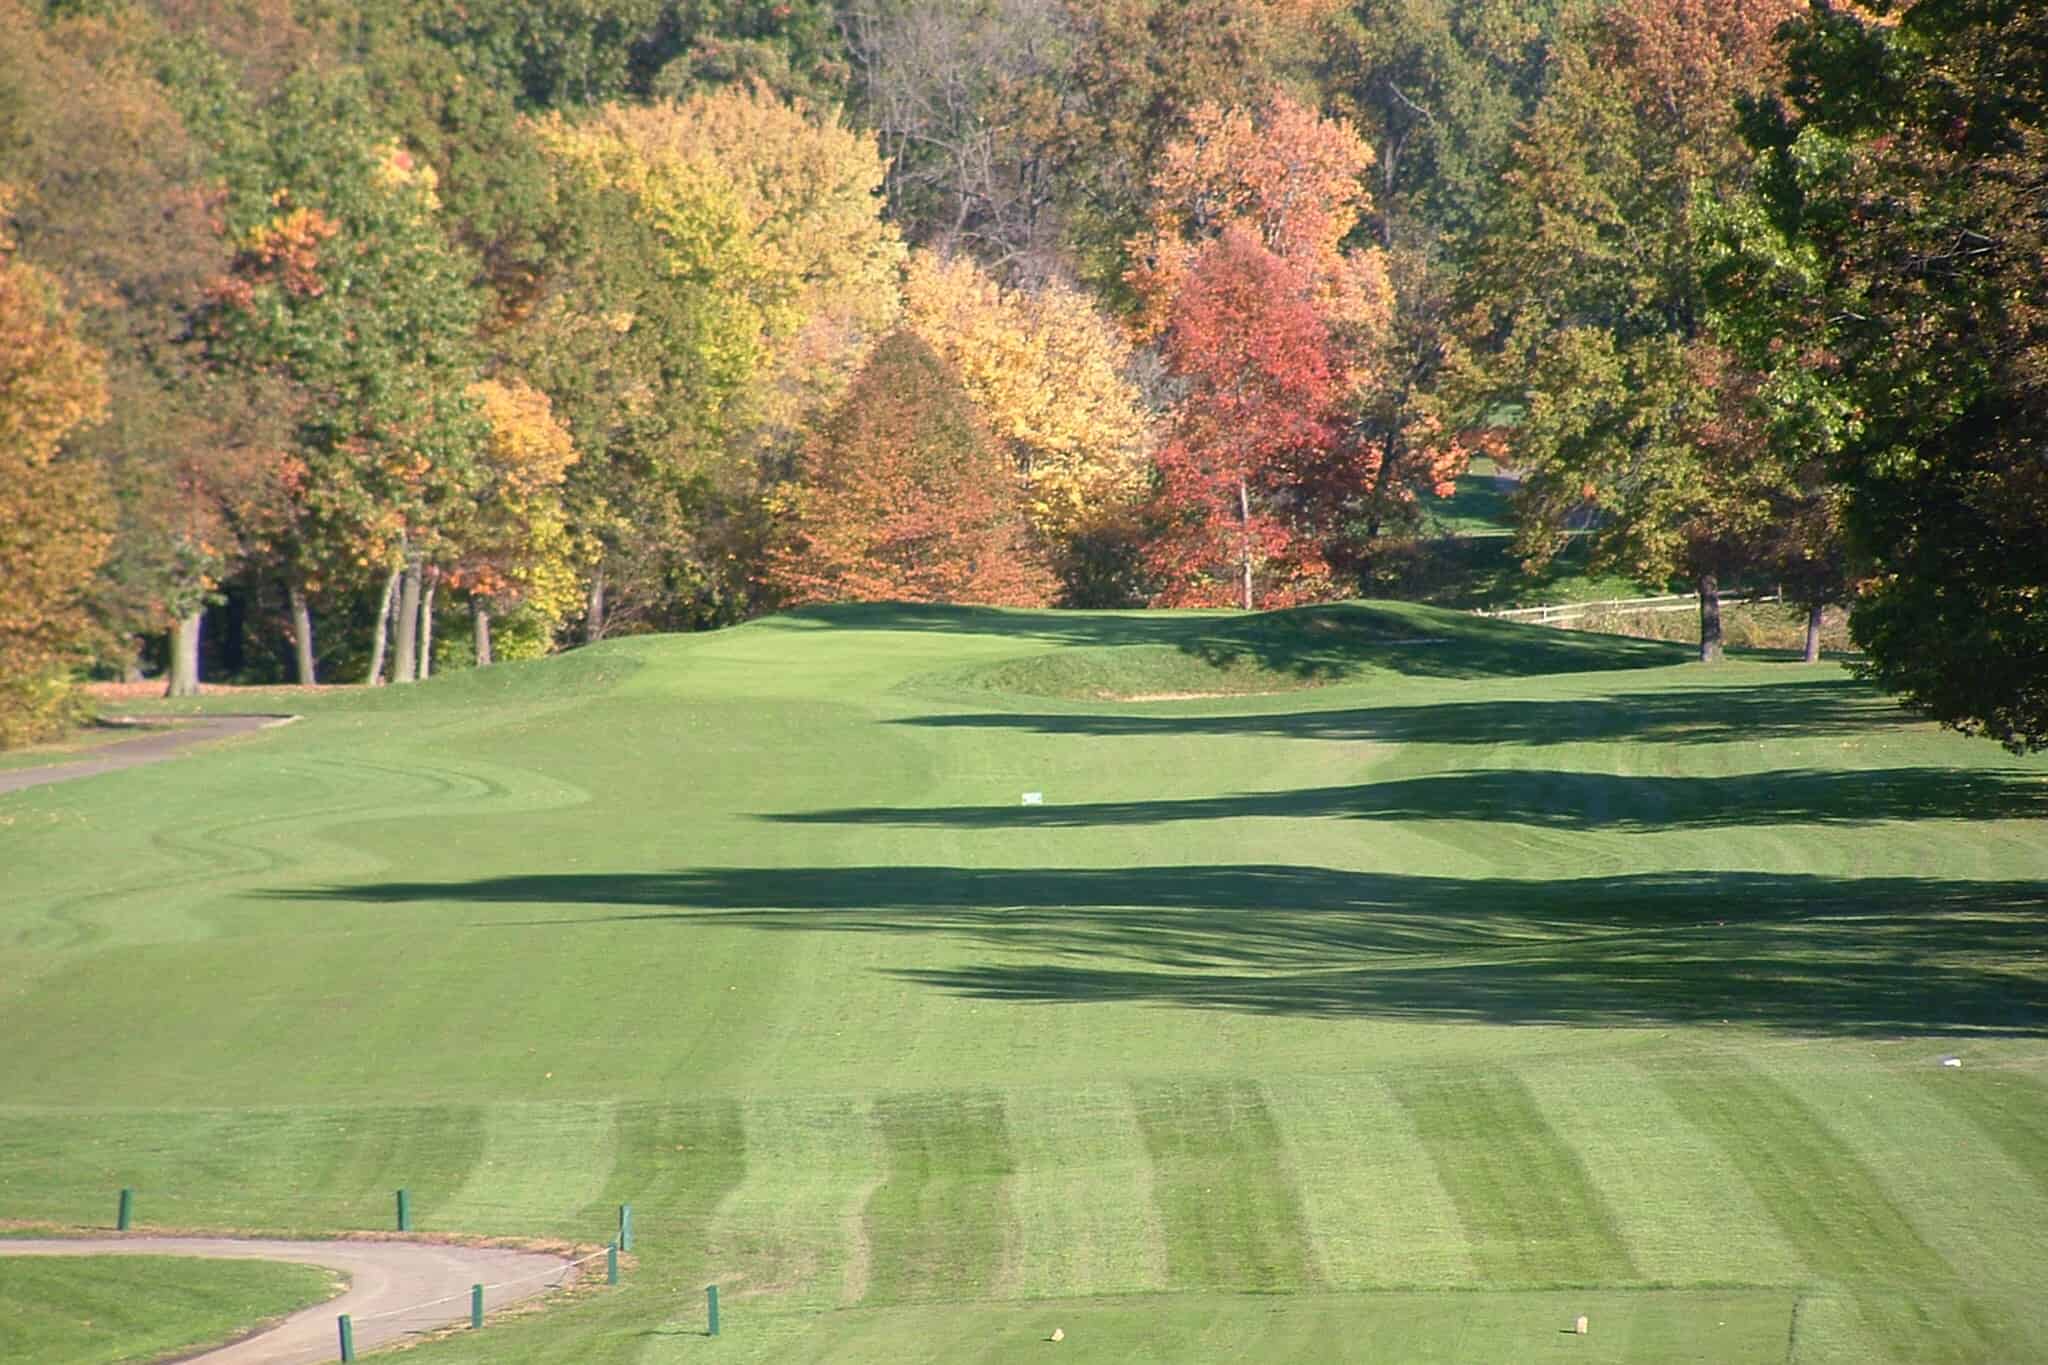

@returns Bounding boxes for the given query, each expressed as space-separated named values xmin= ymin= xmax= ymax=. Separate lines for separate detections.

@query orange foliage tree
xmin=1130 ymin=94 xmax=1464 ymax=602
xmin=766 ymin=329 xmax=1054 ymax=607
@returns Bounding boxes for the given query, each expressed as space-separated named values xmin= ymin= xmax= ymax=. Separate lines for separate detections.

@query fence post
xmin=337 ymin=1314 xmax=355 ymax=1361
xmin=116 ymin=1188 xmax=133 ymax=1231
xmin=607 ymin=1243 xmax=619 ymax=1286
xmin=471 ymin=1282 xmax=483 ymax=1329
xmin=707 ymin=1283 xmax=719 ymax=1336
xmin=618 ymin=1202 xmax=633 ymax=1252
xmin=395 ymin=1188 xmax=410 ymax=1232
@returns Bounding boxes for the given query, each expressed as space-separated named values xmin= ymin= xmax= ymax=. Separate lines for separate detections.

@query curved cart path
xmin=0 ymin=715 xmax=294 ymax=796
xmin=0 ymin=1237 xmax=579 ymax=1362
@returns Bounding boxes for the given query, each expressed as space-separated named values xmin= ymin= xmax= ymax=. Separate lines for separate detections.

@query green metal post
xmin=395 ymin=1188 xmax=410 ymax=1232
xmin=116 ymin=1188 xmax=133 ymax=1231
xmin=618 ymin=1202 xmax=633 ymax=1252
xmin=607 ymin=1243 xmax=619 ymax=1286
xmin=471 ymin=1283 xmax=483 ymax=1329
xmin=707 ymin=1283 xmax=720 ymax=1337
xmin=338 ymin=1314 xmax=355 ymax=1361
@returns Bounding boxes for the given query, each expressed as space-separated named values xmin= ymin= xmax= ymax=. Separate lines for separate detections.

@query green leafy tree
xmin=1721 ymin=0 xmax=2047 ymax=747
xmin=1453 ymin=0 xmax=1805 ymax=660
xmin=198 ymin=68 xmax=488 ymax=687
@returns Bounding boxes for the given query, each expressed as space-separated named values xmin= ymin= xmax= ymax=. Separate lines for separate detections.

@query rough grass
xmin=0 ymin=1255 xmax=341 ymax=1364
xmin=1 ymin=602 xmax=2044 ymax=1363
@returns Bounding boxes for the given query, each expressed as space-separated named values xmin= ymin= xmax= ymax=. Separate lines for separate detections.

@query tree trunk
xmin=1237 ymin=476 xmax=1253 ymax=612
xmin=288 ymin=580 xmax=317 ymax=686
xmin=165 ymin=609 xmax=203 ymax=697
xmin=393 ymin=559 xmax=423 ymax=684
xmin=366 ymin=565 xmax=401 ymax=685
xmin=1803 ymin=602 xmax=1824 ymax=664
xmin=474 ymin=601 xmax=493 ymax=668
xmin=1698 ymin=573 xmax=1724 ymax=663
xmin=123 ymin=636 xmax=145 ymax=684
xmin=584 ymin=563 xmax=607 ymax=643
xmin=418 ymin=569 xmax=437 ymax=681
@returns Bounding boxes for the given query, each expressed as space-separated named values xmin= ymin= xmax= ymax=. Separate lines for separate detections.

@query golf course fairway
xmin=2 ymin=601 xmax=2044 ymax=1362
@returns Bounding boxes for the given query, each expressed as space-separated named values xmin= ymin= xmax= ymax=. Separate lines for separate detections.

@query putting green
xmin=1 ymin=602 xmax=2043 ymax=1362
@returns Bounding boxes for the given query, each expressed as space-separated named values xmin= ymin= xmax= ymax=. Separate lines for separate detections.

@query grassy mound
xmin=1 ymin=601 xmax=2043 ymax=1363
xmin=0 ymin=1255 xmax=341 ymax=1365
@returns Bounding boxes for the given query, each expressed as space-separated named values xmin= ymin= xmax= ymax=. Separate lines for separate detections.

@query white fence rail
xmin=1476 ymin=591 xmax=1781 ymax=625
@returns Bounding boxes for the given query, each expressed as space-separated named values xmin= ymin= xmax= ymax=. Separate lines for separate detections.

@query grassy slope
xmin=1 ymin=602 xmax=2044 ymax=1363
xmin=0 ymin=1255 xmax=340 ymax=1364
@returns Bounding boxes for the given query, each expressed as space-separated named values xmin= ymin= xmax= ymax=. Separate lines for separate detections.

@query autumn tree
xmin=0 ymin=249 xmax=110 ymax=745
xmin=447 ymin=379 xmax=589 ymax=665
xmin=1144 ymin=228 xmax=1342 ymax=608
xmin=900 ymin=250 xmax=1155 ymax=601
xmin=0 ymin=3 xmax=291 ymax=693
xmin=1128 ymin=94 xmax=1462 ymax=597
xmin=1719 ymin=0 xmax=2047 ymax=745
xmin=524 ymin=87 xmax=902 ymax=634
xmin=767 ymin=328 xmax=1054 ymax=606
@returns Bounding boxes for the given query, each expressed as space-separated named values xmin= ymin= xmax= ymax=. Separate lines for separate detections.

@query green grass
xmin=1 ymin=600 xmax=2044 ymax=1362
xmin=0 ymin=1255 xmax=341 ymax=1364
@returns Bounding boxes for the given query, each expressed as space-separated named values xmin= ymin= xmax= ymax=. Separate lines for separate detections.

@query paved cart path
xmin=0 ymin=716 xmax=293 ymax=796
xmin=0 ymin=1237 xmax=579 ymax=1363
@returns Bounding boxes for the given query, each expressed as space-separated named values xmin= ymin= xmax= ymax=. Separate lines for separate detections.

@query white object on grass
xmin=1022 ymin=792 xmax=1043 ymax=805
xmin=1942 ymin=1056 xmax=1963 ymax=1068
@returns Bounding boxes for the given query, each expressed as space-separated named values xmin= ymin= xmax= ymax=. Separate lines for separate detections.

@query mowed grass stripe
xmin=1919 ymin=1068 xmax=2048 ymax=1194
xmin=1263 ymin=1072 xmax=1475 ymax=1288
xmin=704 ymin=1094 xmax=874 ymax=1312
xmin=599 ymin=1097 xmax=745 ymax=1235
xmin=1651 ymin=1060 xmax=1966 ymax=1362
xmin=435 ymin=1101 xmax=618 ymax=1235
xmin=1758 ymin=1060 xmax=2048 ymax=1362
xmin=1520 ymin=1060 xmax=1805 ymax=1287
xmin=865 ymin=1091 xmax=1018 ymax=1303
xmin=0 ymin=1105 xmax=485 ymax=1233
xmin=1133 ymin=1079 xmax=1318 ymax=1292
xmin=1388 ymin=1068 xmax=1637 ymax=1285
xmin=1002 ymin=1084 xmax=1169 ymax=1299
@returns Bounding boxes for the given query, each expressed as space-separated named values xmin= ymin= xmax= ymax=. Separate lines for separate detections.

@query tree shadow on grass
xmin=898 ymin=677 xmax=1914 ymax=748
xmin=767 ymin=601 xmax=1687 ymax=682
xmin=759 ymin=767 xmax=2048 ymax=832
xmin=283 ymin=865 xmax=2048 ymax=1036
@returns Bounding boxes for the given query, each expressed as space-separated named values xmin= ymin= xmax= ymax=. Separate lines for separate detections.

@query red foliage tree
xmin=1144 ymin=228 xmax=1346 ymax=609
xmin=767 ymin=329 xmax=1055 ymax=607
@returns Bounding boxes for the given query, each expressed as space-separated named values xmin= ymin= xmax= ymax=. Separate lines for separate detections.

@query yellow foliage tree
xmin=0 ymin=248 xmax=111 ymax=745
xmin=537 ymin=87 xmax=904 ymax=449
xmin=450 ymin=379 xmax=590 ymax=663
xmin=901 ymin=251 xmax=1155 ymax=560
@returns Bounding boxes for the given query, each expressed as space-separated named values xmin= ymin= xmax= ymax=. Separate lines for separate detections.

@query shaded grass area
xmin=939 ymin=600 xmax=1684 ymax=698
xmin=0 ymin=1255 xmax=341 ymax=1365
xmin=894 ymin=674 xmax=1912 ymax=747
xmin=290 ymin=867 xmax=2048 ymax=1036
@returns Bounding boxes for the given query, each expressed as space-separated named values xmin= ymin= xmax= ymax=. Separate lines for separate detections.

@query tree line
xmin=0 ymin=0 xmax=2040 ymax=751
